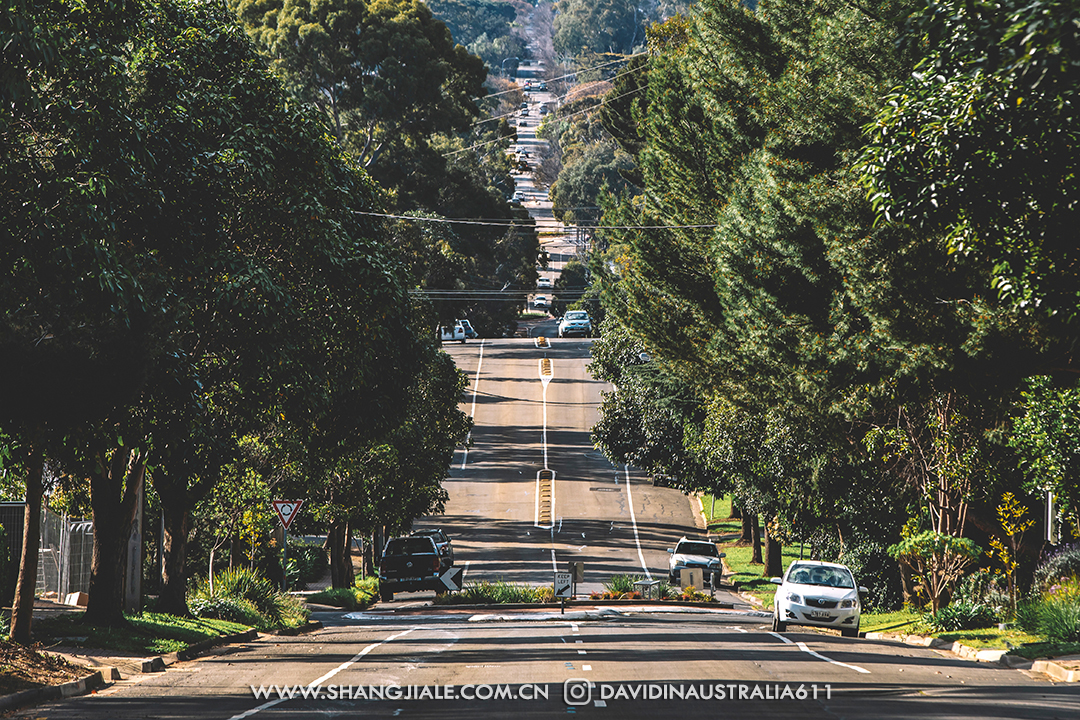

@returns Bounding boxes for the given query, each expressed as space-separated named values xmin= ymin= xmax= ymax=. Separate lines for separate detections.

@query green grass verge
xmin=32 ymin=612 xmax=249 ymax=655
xmin=720 ymin=542 xmax=802 ymax=610
xmin=307 ymin=577 xmax=379 ymax=611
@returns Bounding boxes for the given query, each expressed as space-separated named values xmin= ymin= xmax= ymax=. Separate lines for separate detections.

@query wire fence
xmin=36 ymin=508 xmax=93 ymax=600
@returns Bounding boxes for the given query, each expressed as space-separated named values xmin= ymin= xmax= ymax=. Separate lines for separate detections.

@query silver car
xmin=558 ymin=310 xmax=592 ymax=338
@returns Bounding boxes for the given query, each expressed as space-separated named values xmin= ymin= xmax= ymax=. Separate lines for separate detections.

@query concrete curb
xmin=0 ymin=670 xmax=105 ymax=712
xmin=1031 ymin=659 xmax=1080 ymax=682
xmin=155 ymin=628 xmax=260 ymax=668
xmin=861 ymin=630 xmax=1064 ymax=675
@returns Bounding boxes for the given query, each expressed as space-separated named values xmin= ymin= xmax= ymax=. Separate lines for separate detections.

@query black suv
xmin=379 ymin=535 xmax=443 ymax=602
xmin=411 ymin=528 xmax=454 ymax=568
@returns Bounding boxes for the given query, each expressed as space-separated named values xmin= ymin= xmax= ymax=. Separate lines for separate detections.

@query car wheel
xmin=841 ymin=622 xmax=860 ymax=638
xmin=668 ymin=572 xmax=677 ymax=585
xmin=380 ymin=588 xmax=393 ymax=602
xmin=772 ymin=613 xmax=786 ymax=633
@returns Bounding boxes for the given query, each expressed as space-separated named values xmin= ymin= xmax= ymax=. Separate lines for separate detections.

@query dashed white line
xmin=460 ymin=341 xmax=485 ymax=469
xmin=228 ymin=627 xmax=418 ymax=719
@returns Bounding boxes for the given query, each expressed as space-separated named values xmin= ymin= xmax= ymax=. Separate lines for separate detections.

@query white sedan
xmin=770 ymin=560 xmax=867 ymax=637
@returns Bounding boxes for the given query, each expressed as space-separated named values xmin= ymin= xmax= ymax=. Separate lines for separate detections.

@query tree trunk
xmin=740 ymin=514 xmax=753 ymax=543
xmin=157 ymin=504 xmax=192 ymax=615
xmin=328 ymin=520 xmax=352 ymax=589
xmin=729 ymin=500 xmax=741 ymax=519
xmin=900 ymin=560 xmax=917 ymax=607
xmin=750 ymin=513 xmax=763 ymax=564
xmin=83 ymin=447 xmax=144 ymax=627
xmin=764 ymin=522 xmax=783 ymax=578
xmin=9 ymin=440 xmax=44 ymax=644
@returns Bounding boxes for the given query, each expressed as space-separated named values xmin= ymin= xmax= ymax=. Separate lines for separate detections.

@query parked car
xmin=770 ymin=560 xmax=867 ymax=637
xmin=459 ymin=319 xmax=478 ymax=339
xmin=378 ymin=535 xmax=444 ymax=602
xmin=533 ymin=295 xmax=549 ymax=309
xmin=411 ymin=528 xmax=454 ymax=567
xmin=439 ymin=322 xmax=466 ymax=343
xmin=558 ymin=309 xmax=592 ymax=338
xmin=537 ymin=277 xmax=552 ymax=289
xmin=667 ymin=537 xmax=725 ymax=587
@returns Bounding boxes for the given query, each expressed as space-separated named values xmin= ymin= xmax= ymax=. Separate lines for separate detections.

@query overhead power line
xmin=353 ymin=210 xmax=717 ymax=231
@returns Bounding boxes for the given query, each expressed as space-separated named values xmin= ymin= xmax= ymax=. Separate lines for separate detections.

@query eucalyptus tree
xmin=591 ymin=0 xmax=1037 ymax=576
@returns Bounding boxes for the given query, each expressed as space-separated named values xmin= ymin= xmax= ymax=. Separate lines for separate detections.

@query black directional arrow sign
xmin=441 ymin=566 xmax=464 ymax=592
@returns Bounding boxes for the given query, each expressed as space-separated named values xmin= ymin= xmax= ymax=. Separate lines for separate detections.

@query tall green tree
xmin=861 ymin=0 xmax=1080 ymax=320
xmin=232 ymin=0 xmax=487 ymax=171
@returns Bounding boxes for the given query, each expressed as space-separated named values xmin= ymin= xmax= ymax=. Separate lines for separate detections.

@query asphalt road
xmin=405 ymin=336 xmax=714 ymax=600
xmin=17 ymin=609 xmax=1077 ymax=720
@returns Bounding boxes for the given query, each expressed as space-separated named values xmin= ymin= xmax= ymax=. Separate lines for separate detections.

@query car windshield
xmin=788 ymin=565 xmax=854 ymax=588
xmin=676 ymin=542 xmax=718 ymax=557
xmin=565 ymin=311 xmax=588 ymax=320
xmin=385 ymin=538 xmax=434 ymax=556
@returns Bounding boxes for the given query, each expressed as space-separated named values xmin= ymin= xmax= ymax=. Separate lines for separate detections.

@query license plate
xmin=811 ymin=610 xmax=831 ymax=619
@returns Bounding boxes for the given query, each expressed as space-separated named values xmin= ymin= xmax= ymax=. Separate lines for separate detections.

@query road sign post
xmin=272 ymin=500 xmax=304 ymax=591
xmin=555 ymin=571 xmax=572 ymax=615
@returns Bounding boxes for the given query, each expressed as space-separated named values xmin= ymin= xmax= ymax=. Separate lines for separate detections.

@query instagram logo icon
xmin=563 ymin=679 xmax=592 ymax=706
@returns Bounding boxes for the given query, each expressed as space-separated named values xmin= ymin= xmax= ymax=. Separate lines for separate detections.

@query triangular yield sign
xmin=272 ymin=500 xmax=303 ymax=530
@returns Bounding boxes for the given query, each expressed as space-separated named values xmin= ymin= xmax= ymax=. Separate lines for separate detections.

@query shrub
xmin=953 ymin=569 xmax=1011 ymax=619
xmin=189 ymin=567 xmax=309 ymax=630
xmin=432 ymin=580 xmax=542 ymax=605
xmin=1033 ymin=543 xmax=1080 ymax=592
xmin=188 ymin=596 xmax=262 ymax=626
xmin=286 ymin=543 xmax=328 ymax=590
xmin=923 ymin=602 xmax=999 ymax=632
xmin=1039 ymin=575 xmax=1080 ymax=643
xmin=603 ymin=574 xmax=643 ymax=595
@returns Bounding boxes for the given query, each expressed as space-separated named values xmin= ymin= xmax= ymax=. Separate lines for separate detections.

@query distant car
xmin=379 ymin=535 xmax=444 ymax=602
xmin=411 ymin=528 xmax=454 ymax=568
xmin=512 ymin=191 xmax=525 ymax=203
xmin=668 ymin=538 xmax=726 ymax=588
xmin=558 ymin=309 xmax=592 ymax=338
xmin=537 ymin=277 xmax=552 ymax=289
xmin=533 ymin=295 xmax=549 ymax=309
xmin=770 ymin=560 xmax=867 ymax=637
xmin=538 ymin=82 xmax=548 ymax=91
xmin=520 ymin=101 xmax=528 ymax=109
xmin=459 ymin=319 xmax=478 ymax=339
xmin=439 ymin=322 xmax=466 ymax=343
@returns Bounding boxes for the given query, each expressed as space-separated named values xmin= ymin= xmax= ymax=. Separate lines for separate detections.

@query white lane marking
xmin=460 ymin=340 xmax=485 ymax=469
xmin=575 ymin=640 xmax=583 ymax=644
xmin=228 ymin=627 xmax=418 ymax=719
xmin=462 ymin=560 xmax=470 ymax=580
xmin=623 ymin=465 xmax=651 ymax=580
xmin=550 ymin=547 xmax=558 ymax=574
xmin=796 ymin=641 xmax=870 ymax=673
xmin=583 ymin=665 xmax=592 ymax=671
xmin=578 ymin=650 xmax=587 ymax=655
xmin=767 ymin=631 xmax=869 ymax=673
xmin=571 ymin=623 xmax=579 ymax=633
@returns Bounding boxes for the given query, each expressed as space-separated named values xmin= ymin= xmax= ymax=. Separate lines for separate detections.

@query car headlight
xmin=785 ymin=592 xmax=802 ymax=604
xmin=840 ymin=598 xmax=858 ymax=609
